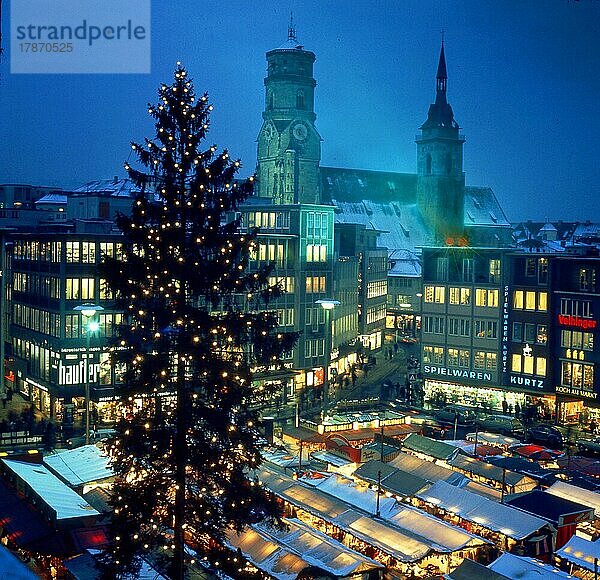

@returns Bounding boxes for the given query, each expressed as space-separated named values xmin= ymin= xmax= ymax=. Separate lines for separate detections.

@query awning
xmin=44 ymin=445 xmax=113 ymax=487
xmin=1 ymin=459 xmax=99 ymax=521
xmin=448 ymin=454 xmax=536 ymax=488
xmin=227 ymin=518 xmax=383 ymax=579
xmin=258 ymin=467 xmax=487 ymax=562
xmin=416 ymin=480 xmax=551 ymax=540
xmin=547 ymin=480 xmax=600 ymax=517
xmin=557 ymin=535 xmax=600 ymax=572
xmin=402 ymin=433 xmax=460 ymax=461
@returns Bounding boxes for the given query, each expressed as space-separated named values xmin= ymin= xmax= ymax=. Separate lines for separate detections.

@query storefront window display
xmin=424 ymin=380 xmax=527 ymax=412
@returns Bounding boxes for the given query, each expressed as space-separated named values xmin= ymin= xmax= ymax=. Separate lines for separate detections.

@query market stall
xmin=443 ymin=440 xmax=503 ymax=458
xmin=389 ymin=451 xmax=502 ymax=501
xmin=556 ymin=535 xmax=600 ymax=578
xmin=43 ymin=445 xmax=114 ymax=493
xmin=226 ymin=518 xmax=384 ymax=579
xmin=401 ymin=433 xmax=460 ymax=464
xmin=547 ymin=481 xmax=600 ymax=519
xmin=447 ymin=454 xmax=537 ymax=494
xmin=415 ymin=480 xmax=555 ymax=558
xmin=354 ymin=459 xmax=430 ymax=498
xmin=505 ymin=490 xmax=594 ymax=549
xmin=257 ymin=466 xmax=489 ymax=577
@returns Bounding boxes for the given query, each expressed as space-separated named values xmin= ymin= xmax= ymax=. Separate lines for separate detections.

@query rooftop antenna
xmin=288 ymin=11 xmax=296 ymax=42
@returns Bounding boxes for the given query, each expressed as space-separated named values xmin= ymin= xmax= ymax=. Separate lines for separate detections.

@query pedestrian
xmin=1 ymin=391 xmax=6 ymax=409
xmin=515 ymin=402 xmax=521 ymax=418
xmin=590 ymin=419 xmax=598 ymax=435
xmin=502 ymin=399 xmax=508 ymax=415
xmin=6 ymin=388 xmax=13 ymax=402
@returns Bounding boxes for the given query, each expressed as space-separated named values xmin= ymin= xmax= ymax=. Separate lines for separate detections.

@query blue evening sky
xmin=1 ymin=0 xmax=598 ymax=221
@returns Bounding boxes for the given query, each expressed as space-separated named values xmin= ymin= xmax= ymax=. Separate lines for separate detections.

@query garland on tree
xmin=99 ymin=63 xmax=297 ymax=579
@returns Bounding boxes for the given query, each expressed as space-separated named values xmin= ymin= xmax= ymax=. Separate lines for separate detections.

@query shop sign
xmin=502 ymin=285 xmax=509 ymax=374
xmin=556 ymin=385 xmax=598 ymax=400
xmin=423 ymin=364 xmax=492 ymax=382
xmin=509 ymin=374 xmax=544 ymax=389
xmin=58 ymin=359 xmax=101 ymax=386
xmin=557 ymin=315 xmax=597 ymax=331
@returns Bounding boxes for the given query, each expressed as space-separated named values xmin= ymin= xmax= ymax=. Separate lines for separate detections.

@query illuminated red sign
xmin=557 ymin=315 xmax=597 ymax=330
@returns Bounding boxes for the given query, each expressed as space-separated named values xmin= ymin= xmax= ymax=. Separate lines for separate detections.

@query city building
xmin=8 ymin=179 xmax=142 ymax=422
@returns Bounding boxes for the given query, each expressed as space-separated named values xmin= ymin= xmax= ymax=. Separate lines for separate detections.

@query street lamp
xmin=315 ymin=299 xmax=340 ymax=422
xmin=73 ymin=303 xmax=104 ymax=445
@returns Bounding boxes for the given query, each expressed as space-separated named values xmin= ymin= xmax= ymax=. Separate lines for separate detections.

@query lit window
xmin=513 ymin=290 xmax=524 ymax=309
xmin=512 ymin=354 xmax=522 ymax=372
xmin=538 ymin=292 xmax=547 ymax=312
xmin=525 ymin=291 xmax=536 ymax=310
xmin=523 ymin=356 xmax=534 ymax=375
xmin=536 ymin=357 xmax=546 ymax=377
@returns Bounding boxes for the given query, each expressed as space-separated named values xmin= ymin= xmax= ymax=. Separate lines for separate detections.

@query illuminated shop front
xmin=424 ymin=378 xmax=528 ymax=411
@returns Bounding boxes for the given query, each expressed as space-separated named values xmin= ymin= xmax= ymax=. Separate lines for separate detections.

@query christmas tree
xmin=99 ymin=64 xmax=297 ymax=579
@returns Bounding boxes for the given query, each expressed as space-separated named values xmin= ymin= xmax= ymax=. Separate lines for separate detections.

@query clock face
xmin=263 ymin=124 xmax=274 ymax=141
xmin=292 ymin=123 xmax=308 ymax=141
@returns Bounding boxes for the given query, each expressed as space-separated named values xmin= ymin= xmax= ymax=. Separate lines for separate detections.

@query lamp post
xmin=315 ymin=299 xmax=340 ymax=422
xmin=73 ymin=304 xmax=104 ymax=445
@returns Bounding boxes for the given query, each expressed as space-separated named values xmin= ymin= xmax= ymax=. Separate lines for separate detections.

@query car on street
xmin=475 ymin=414 xmax=525 ymax=437
xmin=576 ymin=437 xmax=600 ymax=456
xmin=526 ymin=424 xmax=564 ymax=449
xmin=432 ymin=405 xmax=476 ymax=426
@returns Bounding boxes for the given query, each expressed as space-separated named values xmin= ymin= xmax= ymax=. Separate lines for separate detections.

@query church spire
xmin=436 ymin=41 xmax=447 ymax=102
xmin=288 ymin=12 xmax=296 ymax=43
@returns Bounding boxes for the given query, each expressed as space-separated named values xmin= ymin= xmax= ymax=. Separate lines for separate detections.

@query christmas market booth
xmin=0 ymin=458 xmax=108 ymax=577
xmin=556 ymin=535 xmax=600 ymax=578
xmin=43 ymin=445 xmax=114 ymax=494
xmin=387 ymin=451 xmax=502 ymax=501
xmin=447 ymin=454 xmax=537 ymax=495
xmin=257 ymin=466 xmax=491 ymax=577
xmin=415 ymin=480 xmax=555 ymax=559
xmin=226 ymin=517 xmax=384 ymax=579
xmin=505 ymin=490 xmax=594 ymax=549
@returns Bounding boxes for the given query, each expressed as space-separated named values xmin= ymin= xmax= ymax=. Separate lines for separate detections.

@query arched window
xmin=268 ymin=92 xmax=274 ymax=110
xmin=426 ymin=153 xmax=432 ymax=175
xmin=296 ymin=89 xmax=305 ymax=110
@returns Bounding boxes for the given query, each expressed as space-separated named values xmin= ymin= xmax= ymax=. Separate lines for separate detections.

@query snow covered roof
xmin=464 ymin=187 xmax=510 ymax=227
xmin=488 ymin=552 xmax=573 ymax=579
xmin=74 ymin=178 xmax=142 ymax=197
xmin=417 ymin=480 xmax=551 ymax=540
xmin=332 ymin=199 xmax=432 ymax=253
xmin=2 ymin=460 xmax=99 ymax=521
xmin=388 ymin=249 xmax=422 ymax=277
xmin=557 ymin=535 xmax=600 ymax=572
xmin=321 ymin=167 xmax=510 ymax=253
xmin=259 ymin=466 xmax=486 ymax=562
xmin=36 ymin=192 xmax=68 ymax=205
xmin=402 ymin=433 xmax=460 ymax=461
xmin=44 ymin=445 xmax=113 ymax=487
xmin=227 ymin=518 xmax=383 ymax=580
xmin=546 ymin=480 xmax=600 ymax=517
xmin=448 ymin=454 xmax=534 ymax=488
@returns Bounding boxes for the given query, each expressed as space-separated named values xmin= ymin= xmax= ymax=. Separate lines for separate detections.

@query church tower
xmin=256 ymin=19 xmax=321 ymax=204
xmin=416 ymin=43 xmax=465 ymax=241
